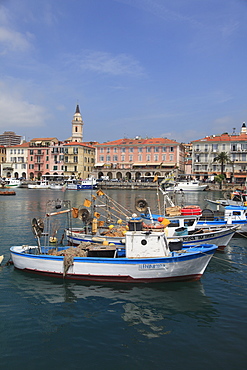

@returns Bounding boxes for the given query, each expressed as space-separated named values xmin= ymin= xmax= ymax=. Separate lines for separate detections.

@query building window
xmin=146 ymin=147 xmax=151 ymax=153
xmin=129 ymin=155 xmax=133 ymax=161
xmin=154 ymin=147 xmax=159 ymax=152
xmin=129 ymin=148 xmax=134 ymax=153
xmin=138 ymin=155 xmax=142 ymax=161
xmin=154 ymin=155 xmax=158 ymax=161
xmin=106 ymin=147 xmax=110 ymax=153
xmin=170 ymin=147 xmax=174 ymax=152
xmin=147 ymin=155 xmax=151 ymax=161
xmin=138 ymin=147 xmax=143 ymax=153
xmin=170 ymin=155 xmax=174 ymax=161
xmin=113 ymin=155 xmax=118 ymax=161
xmin=114 ymin=147 xmax=118 ymax=153
xmin=46 ymin=164 xmax=49 ymax=169
xmin=100 ymin=148 xmax=104 ymax=153
xmin=53 ymin=166 xmax=58 ymax=170
xmin=121 ymin=148 xmax=125 ymax=153
xmin=74 ymin=156 xmax=78 ymax=163
xmin=162 ymin=154 xmax=166 ymax=161
xmin=100 ymin=156 xmax=104 ymax=161
xmin=106 ymin=155 xmax=111 ymax=162
xmin=121 ymin=155 xmax=125 ymax=161
xmin=64 ymin=156 xmax=68 ymax=163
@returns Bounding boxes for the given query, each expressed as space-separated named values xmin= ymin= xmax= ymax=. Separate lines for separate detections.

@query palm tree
xmin=213 ymin=152 xmax=231 ymax=189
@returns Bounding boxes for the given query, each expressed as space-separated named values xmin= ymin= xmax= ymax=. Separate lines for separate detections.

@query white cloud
xmin=0 ymin=82 xmax=48 ymax=128
xmin=0 ymin=26 xmax=32 ymax=53
xmin=79 ymin=51 xmax=145 ymax=76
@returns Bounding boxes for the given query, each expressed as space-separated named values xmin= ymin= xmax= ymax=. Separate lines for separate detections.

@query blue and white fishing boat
xmin=142 ymin=204 xmax=247 ymax=234
xmin=66 ymin=177 xmax=97 ymax=190
xmin=9 ymin=197 xmax=217 ymax=282
xmin=197 ymin=205 xmax=247 ymax=232
xmin=66 ymin=219 xmax=239 ymax=251
xmin=10 ymin=222 xmax=217 ymax=283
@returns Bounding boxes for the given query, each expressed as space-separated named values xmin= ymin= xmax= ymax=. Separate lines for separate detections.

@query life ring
xmin=142 ymin=222 xmax=164 ymax=230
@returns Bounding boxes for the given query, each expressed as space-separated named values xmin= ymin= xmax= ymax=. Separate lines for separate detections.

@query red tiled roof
xmin=96 ymin=137 xmax=179 ymax=146
xmin=192 ymin=133 xmax=247 ymax=143
xmin=7 ymin=142 xmax=30 ymax=148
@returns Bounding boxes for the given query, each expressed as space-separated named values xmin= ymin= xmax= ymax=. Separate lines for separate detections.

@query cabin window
xmin=168 ymin=220 xmax=180 ymax=227
xmin=232 ymin=211 xmax=241 ymax=216
xmin=184 ymin=219 xmax=195 ymax=226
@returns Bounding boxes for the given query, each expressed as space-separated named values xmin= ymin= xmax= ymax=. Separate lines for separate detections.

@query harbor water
xmin=0 ymin=188 xmax=246 ymax=369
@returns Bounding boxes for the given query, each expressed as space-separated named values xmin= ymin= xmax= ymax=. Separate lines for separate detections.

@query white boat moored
xmin=10 ymin=226 xmax=217 ymax=283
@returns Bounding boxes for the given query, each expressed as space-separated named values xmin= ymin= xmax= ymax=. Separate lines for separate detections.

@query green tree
xmin=213 ymin=152 xmax=231 ymax=189
xmin=213 ymin=152 xmax=231 ymax=176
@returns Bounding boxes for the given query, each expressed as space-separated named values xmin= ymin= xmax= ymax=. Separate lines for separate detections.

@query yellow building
xmin=63 ymin=142 xmax=95 ymax=178
xmin=0 ymin=145 xmax=6 ymax=177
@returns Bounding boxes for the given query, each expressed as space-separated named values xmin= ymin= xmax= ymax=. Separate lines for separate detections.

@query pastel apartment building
xmin=93 ymin=137 xmax=185 ymax=181
xmin=192 ymin=122 xmax=247 ymax=183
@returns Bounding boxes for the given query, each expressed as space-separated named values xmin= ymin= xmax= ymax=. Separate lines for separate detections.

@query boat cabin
xmin=224 ymin=205 xmax=247 ymax=222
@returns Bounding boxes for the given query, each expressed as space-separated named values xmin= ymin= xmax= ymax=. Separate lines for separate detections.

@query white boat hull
xmin=165 ymin=184 xmax=207 ymax=192
xmin=66 ymin=225 xmax=238 ymax=250
xmin=10 ymin=245 xmax=216 ymax=283
xmin=1 ymin=178 xmax=21 ymax=188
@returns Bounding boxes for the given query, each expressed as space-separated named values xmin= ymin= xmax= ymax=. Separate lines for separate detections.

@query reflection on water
xmin=11 ymin=270 xmax=218 ymax=338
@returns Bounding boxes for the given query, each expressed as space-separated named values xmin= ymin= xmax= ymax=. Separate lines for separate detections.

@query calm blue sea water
xmin=0 ymin=188 xmax=246 ymax=370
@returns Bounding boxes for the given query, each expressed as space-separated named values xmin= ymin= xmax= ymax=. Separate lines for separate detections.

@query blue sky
xmin=1 ymin=0 xmax=247 ymax=144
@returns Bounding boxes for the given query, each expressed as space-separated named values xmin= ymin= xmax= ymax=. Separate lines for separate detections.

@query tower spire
xmin=71 ymin=104 xmax=83 ymax=142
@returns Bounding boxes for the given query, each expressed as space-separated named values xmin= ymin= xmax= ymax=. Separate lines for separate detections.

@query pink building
xmin=27 ymin=137 xmax=59 ymax=179
xmin=93 ymin=137 xmax=185 ymax=181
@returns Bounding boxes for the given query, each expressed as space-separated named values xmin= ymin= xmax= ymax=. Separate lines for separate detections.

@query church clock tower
xmin=71 ymin=104 xmax=83 ymax=142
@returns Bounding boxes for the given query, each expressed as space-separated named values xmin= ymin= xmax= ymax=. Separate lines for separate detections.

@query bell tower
xmin=71 ymin=104 xmax=83 ymax=142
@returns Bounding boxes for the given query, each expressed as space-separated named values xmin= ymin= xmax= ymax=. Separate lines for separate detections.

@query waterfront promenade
xmin=96 ymin=181 xmax=246 ymax=192
xmin=20 ymin=179 xmax=246 ymax=191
